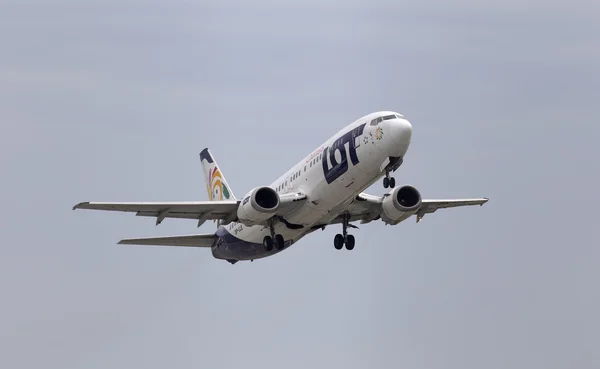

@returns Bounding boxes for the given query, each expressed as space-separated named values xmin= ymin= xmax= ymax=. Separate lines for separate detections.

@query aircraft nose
xmin=389 ymin=118 xmax=412 ymax=156
xmin=396 ymin=118 xmax=412 ymax=138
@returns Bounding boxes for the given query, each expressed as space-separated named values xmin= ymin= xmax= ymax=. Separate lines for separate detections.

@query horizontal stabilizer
xmin=117 ymin=233 xmax=216 ymax=247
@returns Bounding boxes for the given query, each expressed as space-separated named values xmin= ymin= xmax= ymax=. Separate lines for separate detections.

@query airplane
xmin=73 ymin=111 xmax=489 ymax=264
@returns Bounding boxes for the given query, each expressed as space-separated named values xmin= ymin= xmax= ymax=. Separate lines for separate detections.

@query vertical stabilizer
xmin=199 ymin=148 xmax=237 ymax=201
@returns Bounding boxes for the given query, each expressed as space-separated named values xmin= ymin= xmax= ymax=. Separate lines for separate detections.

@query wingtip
xmin=72 ymin=202 xmax=89 ymax=210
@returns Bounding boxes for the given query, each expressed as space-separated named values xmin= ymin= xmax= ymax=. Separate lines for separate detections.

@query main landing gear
xmin=263 ymin=221 xmax=284 ymax=252
xmin=383 ymin=170 xmax=396 ymax=189
xmin=334 ymin=214 xmax=356 ymax=250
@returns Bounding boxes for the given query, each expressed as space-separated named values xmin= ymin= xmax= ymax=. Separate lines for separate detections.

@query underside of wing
xmin=323 ymin=193 xmax=489 ymax=227
xmin=118 ymin=233 xmax=216 ymax=247
xmin=73 ymin=201 xmax=239 ymax=226
xmin=415 ymin=198 xmax=489 ymax=222
xmin=314 ymin=193 xmax=383 ymax=229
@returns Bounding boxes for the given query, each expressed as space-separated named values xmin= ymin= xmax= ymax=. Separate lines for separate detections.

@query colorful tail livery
xmin=199 ymin=148 xmax=236 ymax=201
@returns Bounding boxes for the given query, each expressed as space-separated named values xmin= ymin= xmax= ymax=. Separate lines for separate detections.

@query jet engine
xmin=381 ymin=185 xmax=422 ymax=224
xmin=237 ymin=186 xmax=280 ymax=226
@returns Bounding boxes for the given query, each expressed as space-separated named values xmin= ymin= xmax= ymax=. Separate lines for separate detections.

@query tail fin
xmin=199 ymin=148 xmax=237 ymax=201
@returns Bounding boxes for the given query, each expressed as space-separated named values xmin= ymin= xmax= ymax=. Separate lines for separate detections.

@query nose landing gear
xmin=382 ymin=156 xmax=402 ymax=189
xmin=383 ymin=171 xmax=396 ymax=189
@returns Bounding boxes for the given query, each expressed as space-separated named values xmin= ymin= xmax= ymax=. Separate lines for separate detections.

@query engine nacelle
xmin=381 ymin=185 xmax=422 ymax=225
xmin=237 ymin=186 xmax=280 ymax=226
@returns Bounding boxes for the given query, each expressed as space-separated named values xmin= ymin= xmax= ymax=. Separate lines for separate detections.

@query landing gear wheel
xmin=345 ymin=235 xmax=355 ymax=250
xmin=335 ymin=213 xmax=356 ymax=251
xmin=274 ymin=234 xmax=285 ymax=250
xmin=263 ymin=236 xmax=273 ymax=251
xmin=389 ymin=177 xmax=396 ymax=188
xmin=334 ymin=234 xmax=344 ymax=250
xmin=383 ymin=177 xmax=389 ymax=188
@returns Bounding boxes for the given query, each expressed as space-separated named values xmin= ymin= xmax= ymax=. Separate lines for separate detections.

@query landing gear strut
xmin=334 ymin=214 xmax=355 ymax=250
xmin=383 ymin=171 xmax=396 ymax=189
xmin=383 ymin=156 xmax=403 ymax=189
xmin=263 ymin=220 xmax=285 ymax=252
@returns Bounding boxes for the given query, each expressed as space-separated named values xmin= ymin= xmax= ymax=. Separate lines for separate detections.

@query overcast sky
xmin=1 ymin=1 xmax=599 ymax=368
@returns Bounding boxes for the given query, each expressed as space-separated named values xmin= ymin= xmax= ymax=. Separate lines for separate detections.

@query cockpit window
xmin=383 ymin=114 xmax=396 ymax=121
xmin=370 ymin=116 xmax=384 ymax=125
xmin=396 ymin=114 xmax=404 ymax=119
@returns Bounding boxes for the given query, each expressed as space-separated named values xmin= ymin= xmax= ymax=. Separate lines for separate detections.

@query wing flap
xmin=117 ymin=233 xmax=216 ymax=247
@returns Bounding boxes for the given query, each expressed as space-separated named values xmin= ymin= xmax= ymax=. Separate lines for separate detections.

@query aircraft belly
xmin=211 ymin=222 xmax=304 ymax=261
xmin=287 ymin=169 xmax=368 ymax=227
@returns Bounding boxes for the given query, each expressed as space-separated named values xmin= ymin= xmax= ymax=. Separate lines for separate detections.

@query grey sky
xmin=1 ymin=1 xmax=599 ymax=368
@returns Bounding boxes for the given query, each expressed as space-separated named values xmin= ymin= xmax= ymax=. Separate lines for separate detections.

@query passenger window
xmin=304 ymin=166 xmax=306 ymax=172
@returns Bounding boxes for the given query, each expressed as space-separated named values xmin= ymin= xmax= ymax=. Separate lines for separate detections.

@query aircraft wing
xmin=118 ymin=233 xmax=216 ymax=247
xmin=73 ymin=200 xmax=240 ymax=226
xmin=72 ymin=191 xmax=307 ymax=227
xmin=326 ymin=193 xmax=489 ymax=226
xmin=414 ymin=199 xmax=489 ymax=222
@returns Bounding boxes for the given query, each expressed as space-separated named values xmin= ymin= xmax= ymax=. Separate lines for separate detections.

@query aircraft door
xmin=355 ymin=118 xmax=380 ymax=174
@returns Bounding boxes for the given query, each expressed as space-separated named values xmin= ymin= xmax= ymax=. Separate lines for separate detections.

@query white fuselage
xmin=212 ymin=111 xmax=412 ymax=261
